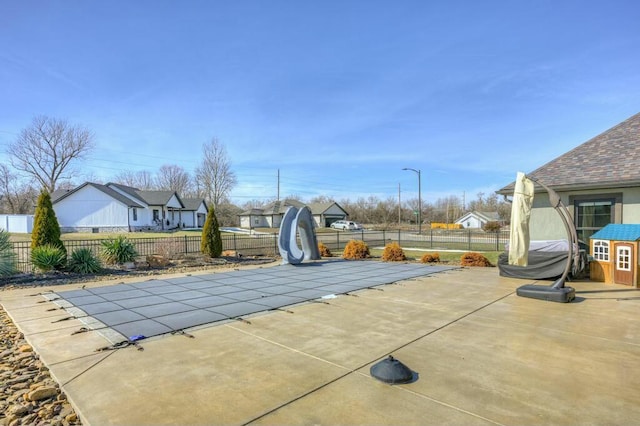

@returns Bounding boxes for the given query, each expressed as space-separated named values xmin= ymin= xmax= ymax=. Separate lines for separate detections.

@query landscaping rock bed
xmin=1 ymin=255 xmax=278 ymax=291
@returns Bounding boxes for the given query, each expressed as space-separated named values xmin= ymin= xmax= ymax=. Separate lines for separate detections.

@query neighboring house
xmin=454 ymin=211 xmax=502 ymax=229
xmin=497 ymin=112 xmax=640 ymax=245
xmin=239 ymin=200 xmax=349 ymax=229
xmin=181 ymin=198 xmax=209 ymax=228
xmin=51 ymin=182 xmax=205 ymax=233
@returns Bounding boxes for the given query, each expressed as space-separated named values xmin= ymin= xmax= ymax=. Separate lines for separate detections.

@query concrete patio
xmin=1 ymin=263 xmax=639 ymax=425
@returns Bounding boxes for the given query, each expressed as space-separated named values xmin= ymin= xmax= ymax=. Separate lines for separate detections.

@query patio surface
xmin=1 ymin=262 xmax=640 ymax=425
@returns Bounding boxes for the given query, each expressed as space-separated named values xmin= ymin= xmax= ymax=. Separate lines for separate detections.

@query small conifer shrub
xmin=318 ymin=242 xmax=332 ymax=257
xmin=460 ymin=252 xmax=493 ymax=267
xmin=201 ymin=206 xmax=223 ymax=258
xmin=31 ymin=190 xmax=66 ymax=263
xmin=420 ymin=252 xmax=440 ymax=263
xmin=381 ymin=242 xmax=406 ymax=261
xmin=343 ymin=240 xmax=370 ymax=260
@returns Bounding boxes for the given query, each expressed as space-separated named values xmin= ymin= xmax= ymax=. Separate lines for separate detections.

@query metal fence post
xmin=468 ymin=229 xmax=472 ymax=251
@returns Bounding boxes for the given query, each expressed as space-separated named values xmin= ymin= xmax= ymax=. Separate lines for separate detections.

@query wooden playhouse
xmin=589 ymin=224 xmax=640 ymax=287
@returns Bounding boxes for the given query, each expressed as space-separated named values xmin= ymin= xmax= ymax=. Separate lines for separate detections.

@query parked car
xmin=330 ymin=220 xmax=362 ymax=231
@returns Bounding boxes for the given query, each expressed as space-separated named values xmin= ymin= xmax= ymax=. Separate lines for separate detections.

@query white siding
xmin=55 ymin=186 xmax=129 ymax=228
xmin=0 ymin=215 xmax=34 ymax=233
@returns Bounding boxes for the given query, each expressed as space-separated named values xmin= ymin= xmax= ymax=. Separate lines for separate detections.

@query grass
xmin=8 ymin=229 xmax=207 ymax=242
xmin=369 ymin=248 xmax=501 ymax=265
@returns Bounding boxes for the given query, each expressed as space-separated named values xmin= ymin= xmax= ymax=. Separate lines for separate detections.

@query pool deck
xmin=2 ymin=264 xmax=640 ymax=425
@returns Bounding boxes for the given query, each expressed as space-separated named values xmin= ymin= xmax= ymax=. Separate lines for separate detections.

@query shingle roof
xmin=239 ymin=200 xmax=349 ymax=216
xmin=52 ymin=182 xmax=145 ymax=208
xmin=106 ymin=183 xmax=184 ymax=208
xmin=590 ymin=224 xmax=640 ymax=241
xmin=498 ymin=112 xmax=640 ymax=194
xmin=182 ymin=198 xmax=207 ymax=211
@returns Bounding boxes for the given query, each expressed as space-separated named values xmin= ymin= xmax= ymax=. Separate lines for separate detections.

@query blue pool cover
xmin=51 ymin=260 xmax=456 ymax=341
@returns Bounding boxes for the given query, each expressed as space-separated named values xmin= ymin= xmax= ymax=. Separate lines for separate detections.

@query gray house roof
xmin=182 ymin=198 xmax=208 ymax=211
xmin=239 ymin=200 xmax=347 ymax=216
xmin=498 ymin=112 xmax=640 ymax=194
xmin=107 ymin=183 xmax=184 ymax=208
xmin=51 ymin=182 xmax=145 ymax=208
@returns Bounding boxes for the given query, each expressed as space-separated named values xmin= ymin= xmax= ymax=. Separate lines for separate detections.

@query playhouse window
xmin=616 ymin=246 xmax=631 ymax=271
xmin=592 ymin=240 xmax=609 ymax=261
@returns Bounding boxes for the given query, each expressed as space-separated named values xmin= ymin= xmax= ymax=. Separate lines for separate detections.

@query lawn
xmin=8 ymin=229 xmax=207 ymax=242
xmin=369 ymin=248 xmax=501 ymax=265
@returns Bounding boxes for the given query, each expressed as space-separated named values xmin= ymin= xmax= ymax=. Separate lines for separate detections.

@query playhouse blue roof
xmin=590 ymin=224 xmax=640 ymax=241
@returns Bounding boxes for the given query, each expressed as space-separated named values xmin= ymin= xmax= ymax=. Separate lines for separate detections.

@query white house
xmin=52 ymin=182 xmax=206 ymax=233
xmin=181 ymin=198 xmax=209 ymax=228
xmin=454 ymin=211 xmax=502 ymax=229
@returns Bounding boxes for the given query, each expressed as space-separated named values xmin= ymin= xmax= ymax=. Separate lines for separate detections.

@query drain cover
xmin=370 ymin=355 xmax=415 ymax=384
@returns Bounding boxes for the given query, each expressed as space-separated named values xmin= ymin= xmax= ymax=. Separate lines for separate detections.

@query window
xmin=592 ymin=240 xmax=609 ymax=261
xmin=132 ymin=208 xmax=138 ymax=221
xmin=153 ymin=209 xmax=160 ymax=221
xmin=617 ymin=246 xmax=631 ymax=271
xmin=571 ymin=194 xmax=621 ymax=244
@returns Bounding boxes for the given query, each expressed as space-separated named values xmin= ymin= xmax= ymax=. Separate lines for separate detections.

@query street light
xmin=402 ymin=167 xmax=421 ymax=234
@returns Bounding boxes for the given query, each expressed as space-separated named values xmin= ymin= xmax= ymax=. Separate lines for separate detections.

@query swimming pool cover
xmin=51 ymin=260 xmax=455 ymax=342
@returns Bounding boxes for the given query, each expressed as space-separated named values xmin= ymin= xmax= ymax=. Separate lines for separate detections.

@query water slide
xmin=278 ymin=206 xmax=321 ymax=265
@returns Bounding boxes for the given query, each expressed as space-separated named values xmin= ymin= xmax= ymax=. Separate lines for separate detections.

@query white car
xmin=330 ymin=220 xmax=362 ymax=231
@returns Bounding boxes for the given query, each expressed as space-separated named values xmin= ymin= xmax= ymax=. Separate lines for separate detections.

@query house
xmin=589 ymin=224 xmax=640 ymax=287
xmin=239 ymin=199 xmax=349 ymax=229
xmin=181 ymin=198 xmax=209 ymax=228
xmin=454 ymin=211 xmax=502 ymax=229
xmin=497 ymin=112 xmax=640 ymax=244
xmin=51 ymin=182 xmax=207 ymax=233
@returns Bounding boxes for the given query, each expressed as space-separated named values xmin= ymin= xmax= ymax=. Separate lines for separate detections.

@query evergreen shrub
xmin=31 ymin=190 xmax=66 ymax=264
xmin=201 ymin=207 xmax=223 ymax=258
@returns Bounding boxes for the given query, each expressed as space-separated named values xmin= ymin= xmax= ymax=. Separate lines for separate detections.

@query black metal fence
xmin=10 ymin=229 xmax=509 ymax=273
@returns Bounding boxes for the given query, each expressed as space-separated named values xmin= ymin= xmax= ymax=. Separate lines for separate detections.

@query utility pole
xmin=277 ymin=169 xmax=280 ymax=201
xmin=402 ymin=168 xmax=422 ymax=234
xmin=398 ymin=183 xmax=401 ymax=227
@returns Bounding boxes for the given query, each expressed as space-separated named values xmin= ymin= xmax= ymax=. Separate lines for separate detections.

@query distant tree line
xmin=1 ymin=115 xmax=511 ymax=228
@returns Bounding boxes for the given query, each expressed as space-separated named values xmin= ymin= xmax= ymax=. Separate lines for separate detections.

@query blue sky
xmin=1 ymin=1 xmax=639 ymax=205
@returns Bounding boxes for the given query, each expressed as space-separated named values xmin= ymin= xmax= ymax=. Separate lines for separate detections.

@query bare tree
xmin=113 ymin=170 xmax=154 ymax=189
xmin=155 ymin=164 xmax=192 ymax=194
xmin=7 ymin=116 xmax=95 ymax=192
xmin=0 ymin=165 xmax=38 ymax=214
xmin=194 ymin=138 xmax=237 ymax=208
